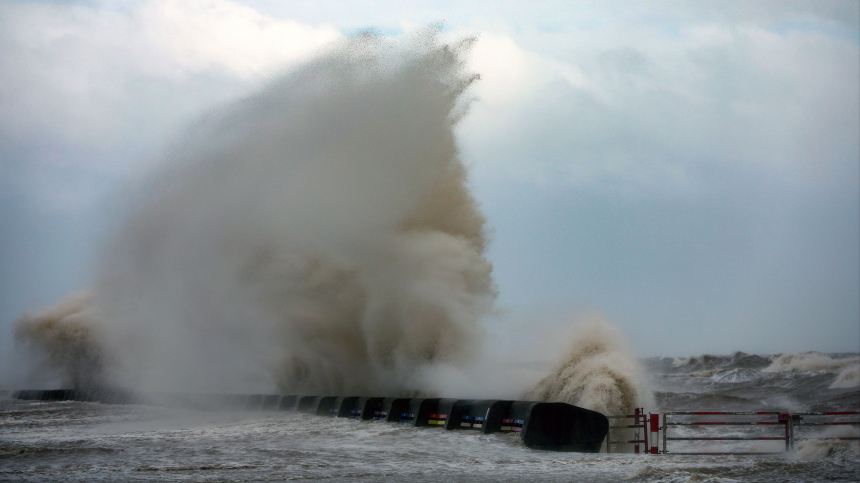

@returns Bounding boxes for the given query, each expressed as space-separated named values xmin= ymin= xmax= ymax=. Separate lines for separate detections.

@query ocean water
xmin=2 ymin=352 xmax=857 ymax=483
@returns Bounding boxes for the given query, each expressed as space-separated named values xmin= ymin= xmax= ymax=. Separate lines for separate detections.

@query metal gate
xmin=607 ymin=410 xmax=858 ymax=455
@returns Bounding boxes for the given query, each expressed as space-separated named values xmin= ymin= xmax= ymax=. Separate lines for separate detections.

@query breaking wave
xmin=670 ymin=351 xmax=771 ymax=372
xmin=762 ymin=353 xmax=859 ymax=390
xmin=662 ymin=351 xmax=858 ymax=383
xmin=830 ymin=365 xmax=860 ymax=389
xmin=524 ymin=316 xmax=653 ymax=417
xmin=791 ymin=426 xmax=860 ymax=461
xmin=13 ymin=292 xmax=107 ymax=390
xmin=764 ymin=353 xmax=859 ymax=374
xmin=649 ymin=351 xmax=860 ymax=412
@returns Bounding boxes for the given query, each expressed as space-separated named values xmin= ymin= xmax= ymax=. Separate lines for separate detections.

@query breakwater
xmin=11 ymin=389 xmax=608 ymax=452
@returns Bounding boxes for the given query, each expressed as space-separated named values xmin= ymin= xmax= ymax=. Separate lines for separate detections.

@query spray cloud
xmin=13 ymin=291 xmax=106 ymax=390
xmin=12 ymin=30 xmax=653 ymax=418
xmin=15 ymin=30 xmax=496 ymax=396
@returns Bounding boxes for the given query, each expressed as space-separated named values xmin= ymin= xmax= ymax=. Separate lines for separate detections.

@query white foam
xmin=792 ymin=425 xmax=860 ymax=460
xmin=829 ymin=364 xmax=860 ymax=389
xmin=764 ymin=352 xmax=859 ymax=375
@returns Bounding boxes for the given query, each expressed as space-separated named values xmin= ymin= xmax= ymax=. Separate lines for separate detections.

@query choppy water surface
xmin=2 ymin=352 xmax=858 ymax=482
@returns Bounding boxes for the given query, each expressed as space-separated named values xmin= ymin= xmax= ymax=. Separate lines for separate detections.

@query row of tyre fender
xmin=12 ymin=390 xmax=608 ymax=451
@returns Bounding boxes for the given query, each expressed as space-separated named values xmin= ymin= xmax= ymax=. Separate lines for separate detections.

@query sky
xmin=0 ymin=0 xmax=858 ymax=359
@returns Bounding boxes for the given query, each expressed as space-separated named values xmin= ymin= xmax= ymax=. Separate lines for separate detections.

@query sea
xmin=1 ymin=352 xmax=857 ymax=482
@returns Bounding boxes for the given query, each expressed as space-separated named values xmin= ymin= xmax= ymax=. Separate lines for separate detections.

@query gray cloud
xmin=463 ymin=22 xmax=859 ymax=198
xmin=0 ymin=0 xmax=339 ymax=211
xmin=236 ymin=0 xmax=860 ymax=33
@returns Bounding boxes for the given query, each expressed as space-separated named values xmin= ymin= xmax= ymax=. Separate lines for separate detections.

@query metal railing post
xmin=789 ymin=414 xmax=800 ymax=450
xmin=634 ymin=408 xmax=641 ymax=454
xmin=650 ymin=413 xmax=659 ymax=454
xmin=663 ymin=412 xmax=668 ymax=454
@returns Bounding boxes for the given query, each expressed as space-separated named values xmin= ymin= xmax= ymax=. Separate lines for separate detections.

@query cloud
xmin=232 ymin=0 xmax=859 ymax=36
xmin=0 ymin=0 xmax=341 ymax=211
xmin=457 ymin=17 xmax=859 ymax=198
xmin=3 ymin=0 xmax=857 ymax=211
xmin=134 ymin=0 xmax=340 ymax=80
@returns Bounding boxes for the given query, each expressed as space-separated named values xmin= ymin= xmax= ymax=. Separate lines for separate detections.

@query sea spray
xmin=9 ymin=30 xmax=656 ymax=417
xmin=830 ymin=365 xmax=860 ymax=389
xmin=13 ymin=292 xmax=107 ymax=390
xmin=14 ymin=30 xmax=496 ymax=396
xmin=525 ymin=315 xmax=653 ymax=416
xmin=792 ymin=425 xmax=860 ymax=460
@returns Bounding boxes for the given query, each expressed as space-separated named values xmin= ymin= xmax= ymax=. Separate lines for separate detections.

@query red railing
xmin=609 ymin=411 xmax=860 ymax=455
xmin=606 ymin=408 xmax=658 ymax=453
xmin=661 ymin=411 xmax=789 ymax=455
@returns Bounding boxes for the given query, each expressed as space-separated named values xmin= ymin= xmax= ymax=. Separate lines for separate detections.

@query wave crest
xmin=524 ymin=316 xmax=652 ymax=417
xmin=764 ymin=353 xmax=859 ymax=374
